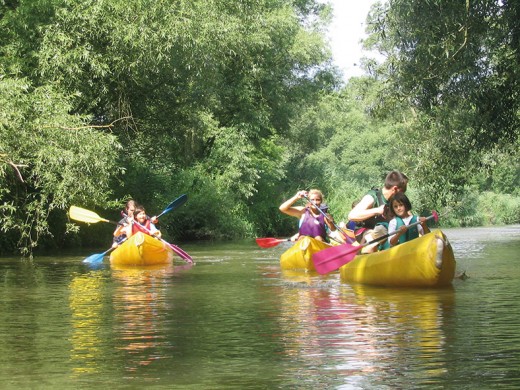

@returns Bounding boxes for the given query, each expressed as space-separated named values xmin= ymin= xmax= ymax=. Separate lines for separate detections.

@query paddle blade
xmin=312 ymin=243 xmax=361 ymax=274
xmin=157 ymin=194 xmax=188 ymax=218
xmin=83 ymin=252 xmax=106 ymax=264
xmin=255 ymin=237 xmax=287 ymax=248
xmin=69 ymin=206 xmax=110 ymax=224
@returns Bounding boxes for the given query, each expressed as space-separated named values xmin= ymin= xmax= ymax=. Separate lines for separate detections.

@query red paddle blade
xmin=312 ymin=243 xmax=362 ymax=274
xmin=255 ymin=238 xmax=287 ymax=248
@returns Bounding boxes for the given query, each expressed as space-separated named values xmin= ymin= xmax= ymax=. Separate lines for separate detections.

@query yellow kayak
xmin=280 ymin=236 xmax=333 ymax=271
xmin=109 ymin=232 xmax=174 ymax=266
xmin=340 ymin=230 xmax=456 ymax=287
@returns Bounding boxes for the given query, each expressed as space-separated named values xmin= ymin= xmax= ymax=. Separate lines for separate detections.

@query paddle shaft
xmin=360 ymin=211 xmax=438 ymax=249
xmin=312 ymin=211 xmax=439 ymax=274
xmin=155 ymin=194 xmax=187 ymax=219
xmin=123 ymin=213 xmax=192 ymax=263
xmin=303 ymin=195 xmax=348 ymax=240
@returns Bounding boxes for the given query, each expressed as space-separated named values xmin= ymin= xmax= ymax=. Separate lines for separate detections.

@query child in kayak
xmin=387 ymin=192 xmax=430 ymax=247
xmin=112 ymin=199 xmax=136 ymax=248
xmin=279 ymin=189 xmax=338 ymax=242
xmin=129 ymin=205 xmax=161 ymax=238
xmin=114 ymin=204 xmax=161 ymax=242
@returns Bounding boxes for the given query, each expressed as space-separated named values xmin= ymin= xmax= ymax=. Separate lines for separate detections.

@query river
xmin=0 ymin=225 xmax=519 ymax=389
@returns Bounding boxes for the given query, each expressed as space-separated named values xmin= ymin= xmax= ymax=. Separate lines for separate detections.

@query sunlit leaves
xmin=0 ymin=77 xmax=120 ymax=254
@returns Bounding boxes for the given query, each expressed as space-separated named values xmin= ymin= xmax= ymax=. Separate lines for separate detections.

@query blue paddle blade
xmin=83 ymin=252 xmax=106 ymax=264
xmin=157 ymin=194 xmax=187 ymax=218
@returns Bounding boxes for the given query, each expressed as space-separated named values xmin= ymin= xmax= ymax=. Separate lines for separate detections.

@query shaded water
xmin=1 ymin=226 xmax=519 ymax=389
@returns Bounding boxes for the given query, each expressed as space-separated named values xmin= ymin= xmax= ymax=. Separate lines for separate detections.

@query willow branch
xmin=1 ymin=154 xmax=28 ymax=183
xmin=43 ymin=116 xmax=133 ymax=131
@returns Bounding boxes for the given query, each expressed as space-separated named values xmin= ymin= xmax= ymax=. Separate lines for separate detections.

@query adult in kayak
xmin=279 ymin=189 xmax=337 ymax=242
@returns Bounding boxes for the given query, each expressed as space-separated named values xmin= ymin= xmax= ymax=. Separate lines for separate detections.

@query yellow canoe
xmin=280 ymin=236 xmax=333 ymax=271
xmin=109 ymin=232 xmax=174 ymax=266
xmin=340 ymin=230 xmax=456 ymax=287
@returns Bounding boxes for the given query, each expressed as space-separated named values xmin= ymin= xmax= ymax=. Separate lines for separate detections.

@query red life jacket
xmin=132 ymin=219 xmax=152 ymax=235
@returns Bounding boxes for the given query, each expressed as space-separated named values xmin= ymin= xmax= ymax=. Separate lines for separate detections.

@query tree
xmin=0 ymin=77 xmax=120 ymax=254
xmin=1 ymin=0 xmax=340 ymax=251
xmin=364 ymin=0 xmax=520 ymax=203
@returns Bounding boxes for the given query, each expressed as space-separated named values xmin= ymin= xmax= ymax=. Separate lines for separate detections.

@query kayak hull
xmin=280 ymin=237 xmax=333 ymax=272
xmin=110 ymin=232 xmax=174 ymax=266
xmin=340 ymin=230 xmax=456 ymax=287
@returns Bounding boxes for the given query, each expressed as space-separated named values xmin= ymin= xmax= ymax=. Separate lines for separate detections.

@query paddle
xmin=83 ymin=238 xmax=127 ymax=265
xmin=67 ymin=206 xmax=119 ymax=265
xmin=70 ymin=201 xmax=192 ymax=264
xmin=303 ymin=195 xmax=349 ymax=241
xmin=312 ymin=211 xmax=439 ymax=275
xmin=155 ymin=194 xmax=187 ymax=219
xmin=256 ymin=237 xmax=291 ymax=248
xmin=69 ymin=206 xmax=118 ymax=225
xmin=126 ymin=214 xmax=193 ymax=263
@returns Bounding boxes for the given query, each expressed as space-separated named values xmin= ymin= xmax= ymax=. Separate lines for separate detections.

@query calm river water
xmin=1 ymin=226 xmax=519 ymax=389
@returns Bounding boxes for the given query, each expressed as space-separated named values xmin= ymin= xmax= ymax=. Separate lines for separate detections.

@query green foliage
xmin=359 ymin=0 xmax=520 ymax=218
xmin=440 ymin=190 xmax=520 ymax=227
xmin=0 ymin=77 xmax=120 ymax=254
xmin=477 ymin=192 xmax=520 ymax=225
xmin=0 ymin=0 xmax=340 ymax=252
xmin=2 ymin=0 xmax=519 ymax=255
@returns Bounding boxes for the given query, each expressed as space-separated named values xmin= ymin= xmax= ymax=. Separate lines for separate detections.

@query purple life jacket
xmin=299 ymin=208 xmax=327 ymax=239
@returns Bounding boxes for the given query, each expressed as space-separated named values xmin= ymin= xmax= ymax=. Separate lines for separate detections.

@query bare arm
xmin=389 ymin=225 xmax=407 ymax=246
xmin=324 ymin=212 xmax=337 ymax=232
xmin=113 ymin=224 xmax=126 ymax=237
xmin=347 ymin=194 xmax=384 ymax=222
xmin=279 ymin=191 xmax=307 ymax=219
xmin=419 ymin=217 xmax=430 ymax=235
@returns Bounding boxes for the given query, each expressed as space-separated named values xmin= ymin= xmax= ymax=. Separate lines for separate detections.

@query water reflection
xmin=69 ymin=271 xmax=105 ymax=374
xmin=69 ymin=263 xmax=193 ymax=377
xmin=267 ymin=268 xmax=457 ymax=388
xmin=5 ymin=229 xmax=520 ymax=388
xmin=341 ymin=285 xmax=456 ymax=384
xmin=111 ymin=264 xmax=177 ymax=373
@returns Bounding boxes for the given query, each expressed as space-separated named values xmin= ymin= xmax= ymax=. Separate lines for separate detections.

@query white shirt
xmin=388 ymin=215 xmax=424 ymax=245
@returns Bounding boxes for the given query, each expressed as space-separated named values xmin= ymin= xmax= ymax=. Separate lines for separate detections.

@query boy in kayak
xmin=387 ymin=192 xmax=430 ymax=247
xmin=348 ymin=170 xmax=408 ymax=252
xmin=279 ymin=189 xmax=338 ymax=242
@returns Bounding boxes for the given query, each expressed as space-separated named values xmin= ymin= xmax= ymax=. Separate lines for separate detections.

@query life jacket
xmin=132 ymin=219 xmax=152 ymax=235
xmin=359 ymin=187 xmax=388 ymax=230
xmin=376 ymin=221 xmax=390 ymax=251
xmin=395 ymin=215 xmax=419 ymax=244
xmin=298 ymin=208 xmax=327 ymax=240
xmin=352 ymin=187 xmax=388 ymax=243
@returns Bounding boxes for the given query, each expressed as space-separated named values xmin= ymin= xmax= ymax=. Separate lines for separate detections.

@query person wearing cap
xmin=279 ymin=189 xmax=337 ymax=242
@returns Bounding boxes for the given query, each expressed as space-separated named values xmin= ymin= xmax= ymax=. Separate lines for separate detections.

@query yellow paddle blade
xmin=69 ymin=206 xmax=110 ymax=224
